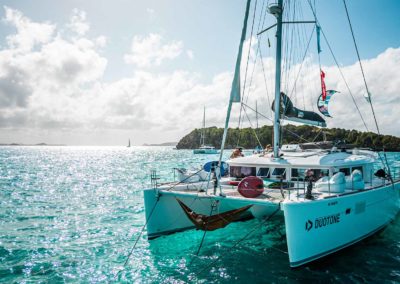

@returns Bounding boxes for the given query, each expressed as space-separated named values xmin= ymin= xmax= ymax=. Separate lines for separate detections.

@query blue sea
xmin=0 ymin=146 xmax=399 ymax=283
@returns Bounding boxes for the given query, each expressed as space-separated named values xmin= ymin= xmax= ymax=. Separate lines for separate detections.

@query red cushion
xmin=238 ymin=176 xmax=264 ymax=198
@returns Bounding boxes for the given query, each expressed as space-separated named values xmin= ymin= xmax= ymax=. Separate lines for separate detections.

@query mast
xmin=270 ymin=0 xmax=283 ymax=158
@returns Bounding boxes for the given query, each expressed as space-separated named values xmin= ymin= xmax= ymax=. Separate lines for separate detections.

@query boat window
xmin=291 ymin=168 xmax=306 ymax=181
xmin=339 ymin=168 xmax=351 ymax=176
xmin=257 ymin=168 xmax=270 ymax=177
xmin=352 ymin=166 xmax=363 ymax=175
xmin=313 ymin=169 xmax=329 ymax=178
xmin=271 ymin=168 xmax=286 ymax=179
xmin=291 ymin=168 xmax=329 ymax=180
xmin=230 ymin=166 xmax=256 ymax=178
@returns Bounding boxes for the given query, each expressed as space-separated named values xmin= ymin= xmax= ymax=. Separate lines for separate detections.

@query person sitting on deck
xmin=230 ymin=147 xmax=244 ymax=159
xmin=265 ymin=144 xmax=272 ymax=152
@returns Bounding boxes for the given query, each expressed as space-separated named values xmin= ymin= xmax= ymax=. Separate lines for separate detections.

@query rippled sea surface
xmin=0 ymin=146 xmax=399 ymax=283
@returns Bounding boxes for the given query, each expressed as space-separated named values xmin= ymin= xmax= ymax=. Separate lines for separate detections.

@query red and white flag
xmin=320 ymin=70 xmax=327 ymax=101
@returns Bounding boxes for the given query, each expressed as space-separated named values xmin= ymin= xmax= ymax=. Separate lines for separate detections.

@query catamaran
xmin=143 ymin=0 xmax=400 ymax=268
xmin=193 ymin=106 xmax=218 ymax=154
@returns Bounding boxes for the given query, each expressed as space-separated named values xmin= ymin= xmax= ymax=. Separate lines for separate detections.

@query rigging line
xmin=342 ymin=0 xmax=380 ymax=135
xmin=240 ymin=31 xmax=267 ymax=126
xmin=287 ymin=0 xmax=297 ymax=94
xmin=256 ymin=0 xmax=266 ymax=32
xmin=281 ymin=0 xmax=297 ymax=146
xmin=195 ymin=202 xmax=282 ymax=277
xmin=311 ymin=128 xmax=323 ymax=142
xmin=260 ymin=0 xmax=274 ymax=115
xmin=115 ymin=196 xmax=160 ymax=279
xmin=257 ymin=44 xmax=272 ymax=118
xmin=165 ymin=168 xmax=205 ymax=191
xmin=298 ymin=2 xmax=310 ymax=109
xmin=282 ymin=1 xmax=292 ymax=95
xmin=241 ymin=102 xmax=324 ymax=148
xmin=287 ymin=25 xmax=315 ymax=100
xmin=189 ymin=203 xmax=216 ymax=266
xmin=306 ymin=0 xmax=369 ymax=132
xmin=238 ymin=0 xmax=265 ymax=134
xmin=243 ymin=107 xmax=263 ymax=148
xmin=237 ymin=0 xmax=258 ymax=137
xmin=243 ymin=42 xmax=261 ymax=109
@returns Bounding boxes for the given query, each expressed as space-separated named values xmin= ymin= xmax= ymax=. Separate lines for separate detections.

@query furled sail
xmin=218 ymin=0 xmax=252 ymax=179
xmin=230 ymin=0 xmax=252 ymax=103
xmin=272 ymin=92 xmax=327 ymax=127
xmin=176 ymin=199 xmax=252 ymax=231
xmin=317 ymin=90 xmax=339 ymax=117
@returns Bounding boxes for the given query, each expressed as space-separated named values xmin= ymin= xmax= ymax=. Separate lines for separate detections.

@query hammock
xmin=176 ymin=199 xmax=252 ymax=231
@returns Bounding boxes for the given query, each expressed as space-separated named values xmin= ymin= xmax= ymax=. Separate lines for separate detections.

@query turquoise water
xmin=0 ymin=146 xmax=399 ymax=283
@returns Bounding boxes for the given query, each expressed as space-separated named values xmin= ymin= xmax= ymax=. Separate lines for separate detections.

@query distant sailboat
xmin=193 ymin=106 xmax=218 ymax=154
xmin=127 ymin=139 xmax=131 ymax=148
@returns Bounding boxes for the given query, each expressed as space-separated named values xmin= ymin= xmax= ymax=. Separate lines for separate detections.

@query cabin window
xmin=257 ymin=168 xmax=270 ymax=177
xmin=352 ymin=166 xmax=363 ymax=175
xmin=292 ymin=168 xmax=329 ymax=180
xmin=313 ymin=169 xmax=330 ymax=178
xmin=339 ymin=168 xmax=351 ymax=176
xmin=230 ymin=166 xmax=256 ymax=178
xmin=291 ymin=168 xmax=305 ymax=181
xmin=271 ymin=168 xmax=286 ymax=179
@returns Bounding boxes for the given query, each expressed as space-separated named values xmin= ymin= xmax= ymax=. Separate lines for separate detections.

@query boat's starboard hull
xmin=282 ymin=182 xmax=400 ymax=267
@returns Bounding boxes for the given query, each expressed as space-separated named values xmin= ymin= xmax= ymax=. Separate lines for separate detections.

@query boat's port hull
xmin=144 ymin=189 xmax=280 ymax=239
xmin=282 ymin=181 xmax=400 ymax=267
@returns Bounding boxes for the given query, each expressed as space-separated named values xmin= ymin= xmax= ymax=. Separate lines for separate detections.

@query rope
xmin=237 ymin=0 xmax=258 ymax=145
xmin=288 ymin=26 xmax=315 ymax=100
xmin=189 ymin=201 xmax=218 ymax=266
xmin=195 ymin=202 xmax=282 ymax=277
xmin=242 ymin=107 xmax=263 ymax=148
xmin=115 ymin=195 xmax=160 ymax=279
xmin=165 ymin=168 xmax=205 ymax=191
xmin=342 ymin=0 xmax=380 ymax=135
xmin=241 ymin=102 xmax=325 ymax=149
xmin=257 ymin=44 xmax=272 ymax=117
xmin=341 ymin=0 xmax=393 ymax=174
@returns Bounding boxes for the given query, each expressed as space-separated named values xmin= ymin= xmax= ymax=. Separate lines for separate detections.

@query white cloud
xmin=0 ymin=7 xmax=399 ymax=145
xmin=0 ymin=7 xmax=107 ymax=130
xmin=124 ymin=33 xmax=183 ymax=67
xmin=3 ymin=6 xmax=55 ymax=51
xmin=67 ymin=8 xmax=90 ymax=36
xmin=95 ymin=35 xmax=107 ymax=48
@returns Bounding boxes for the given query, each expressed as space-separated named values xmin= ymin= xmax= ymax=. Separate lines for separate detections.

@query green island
xmin=176 ymin=125 xmax=400 ymax=151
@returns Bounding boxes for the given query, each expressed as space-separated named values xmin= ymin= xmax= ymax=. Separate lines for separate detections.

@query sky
xmin=0 ymin=0 xmax=399 ymax=146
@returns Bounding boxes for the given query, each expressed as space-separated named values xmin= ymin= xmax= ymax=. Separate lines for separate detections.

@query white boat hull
xmin=282 ymin=182 xmax=400 ymax=267
xmin=193 ymin=149 xmax=218 ymax=154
